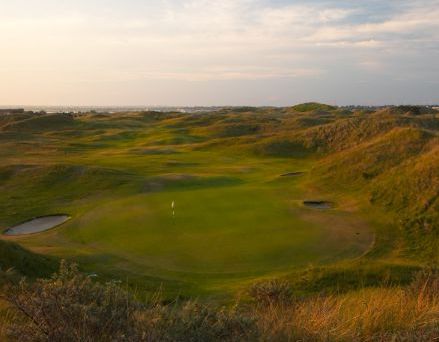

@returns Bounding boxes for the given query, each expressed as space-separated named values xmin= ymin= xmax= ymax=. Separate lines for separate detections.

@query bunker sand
xmin=4 ymin=215 xmax=71 ymax=236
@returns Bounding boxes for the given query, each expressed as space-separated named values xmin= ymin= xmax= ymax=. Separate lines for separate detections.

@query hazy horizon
xmin=1 ymin=102 xmax=439 ymax=110
xmin=1 ymin=0 xmax=438 ymax=106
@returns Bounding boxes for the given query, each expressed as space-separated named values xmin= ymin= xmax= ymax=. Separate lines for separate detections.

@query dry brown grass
xmin=253 ymin=272 xmax=439 ymax=341
xmin=1 ymin=262 xmax=438 ymax=341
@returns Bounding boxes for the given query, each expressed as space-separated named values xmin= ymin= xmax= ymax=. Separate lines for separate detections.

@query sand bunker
xmin=280 ymin=172 xmax=305 ymax=177
xmin=4 ymin=215 xmax=70 ymax=236
xmin=303 ymin=201 xmax=333 ymax=209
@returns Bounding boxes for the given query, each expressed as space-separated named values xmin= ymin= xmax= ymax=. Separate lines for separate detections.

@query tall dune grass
xmin=253 ymin=271 xmax=439 ymax=341
xmin=254 ymin=288 xmax=438 ymax=341
xmin=1 ymin=262 xmax=437 ymax=341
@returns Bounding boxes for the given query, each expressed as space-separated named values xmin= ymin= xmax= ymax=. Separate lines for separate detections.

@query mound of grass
xmin=312 ymin=127 xmax=438 ymax=261
xmin=0 ymin=240 xmax=56 ymax=279
xmin=299 ymin=115 xmax=422 ymax=152
xmin=253 ymin=137 xmax=313 ymax=157
xmin=132 ymin=147 xmax=180 ymax=155
xmin=221 ymin=106 xmax=260 ymax=113
xmin=1 ymin=164 xmax=133 ymax=190
xmin=215 ymin=124 xmax=260 ymax=138
xmin=2 ymin=114 xmax=77 ymax=132
xmin=0 ymin=114 xmax=34 ymax=129
xmin=292 ymin=102 xmax=337 ymax=112
xmin=0 ymin=164 xmax=135 ymax=225
xmin=370 ymin=144 xmax=439 ymax=261
xmin=155 ymin=133 xmax=205 ymax=145
xmin=142 ymin=174 xmax=242 ymax=192
xmin=287 ymin=261 xmax=422 ymax=293
xmin=386 ymin=105 xmax=438 ymax=116
xmin=370 ymin=143 xmax=439 ymax=214
xmin=0 ymin=165 xmax=36 ymax=186
xmin=251 ymin=112 xmax=433 ymax=157
xmin=314 ymin=127 xmax=434 ymax=187
xmin=289 ymin=116 xmax=332 ymax=128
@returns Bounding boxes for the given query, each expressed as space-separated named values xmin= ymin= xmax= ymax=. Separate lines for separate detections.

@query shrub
xmin=3 ymin=261 xmax=138 ymax=341
xmin=2 ymin=262 xmax=257 ymax=341
xmin=139 ymin=302 xmax=258 ymax=341
xmin=248 ymin=279 xmax=294 ymax=306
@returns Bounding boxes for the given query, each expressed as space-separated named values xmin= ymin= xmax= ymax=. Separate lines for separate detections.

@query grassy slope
xmin=0 ymin=240 xmax=56 ymax=279
xmin=312 ymin=126 xmax=438 ymax=261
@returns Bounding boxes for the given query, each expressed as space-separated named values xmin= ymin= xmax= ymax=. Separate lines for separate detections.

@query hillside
xmin=310 ymin=125 xmax=438 ymax=261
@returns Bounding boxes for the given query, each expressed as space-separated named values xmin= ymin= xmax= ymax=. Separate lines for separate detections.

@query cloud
xmin=135 ymin=67 xmax=323 ymax=81
xmin=303 ymin=1 xmax=439 ymax=48
xmin=0 ymin=0 xmax=438 ymax=105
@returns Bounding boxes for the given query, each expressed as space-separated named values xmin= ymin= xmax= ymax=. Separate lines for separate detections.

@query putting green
xmin=71 ymin=189 xmax=326 ymax=273
xmin=27 ymin=176 xmax=371 ymax=296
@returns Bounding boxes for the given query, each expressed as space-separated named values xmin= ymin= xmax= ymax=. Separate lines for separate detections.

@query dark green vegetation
xmin=0 ymin=105 xmax=438 ymax=301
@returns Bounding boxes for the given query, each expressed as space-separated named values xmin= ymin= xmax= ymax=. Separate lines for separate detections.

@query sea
xmin=0 ymin=106 xmax=226 ymax=114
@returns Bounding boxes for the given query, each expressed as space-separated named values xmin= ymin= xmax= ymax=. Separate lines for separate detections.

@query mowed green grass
xmin=68 ymin=187 xmax=337 ymax=273
xmin=0 ymin=113 xmax=374 ymax=297
xmin=7 ymin=162 xmax=372 ymax=296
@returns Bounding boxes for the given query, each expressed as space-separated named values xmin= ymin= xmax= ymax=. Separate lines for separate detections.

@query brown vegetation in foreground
xmin=1 ymin=262 xmax=438 ymax=341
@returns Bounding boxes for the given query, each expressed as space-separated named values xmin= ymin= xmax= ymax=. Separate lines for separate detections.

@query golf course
xmin=0 ymin=104 xmax=438 ymax=341
xmin=1 ymin=104 xmax=436 ymax=300
xmin=1 ymin=0 xmax=438 ymax=338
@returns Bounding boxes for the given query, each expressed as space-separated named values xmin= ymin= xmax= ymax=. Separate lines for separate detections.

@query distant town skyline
xmin=1 ymin=0 xmax=438 ymax=106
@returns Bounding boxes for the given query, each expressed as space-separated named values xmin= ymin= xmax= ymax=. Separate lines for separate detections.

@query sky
xmin=0 ymin=0 xmax=438 ymax=106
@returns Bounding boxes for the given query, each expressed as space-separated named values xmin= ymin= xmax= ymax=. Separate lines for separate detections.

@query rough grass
xmin=1 ymin=262 xmax=438 ymax=341
xmin=253 ymin=278 xmax=439 ymax=341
